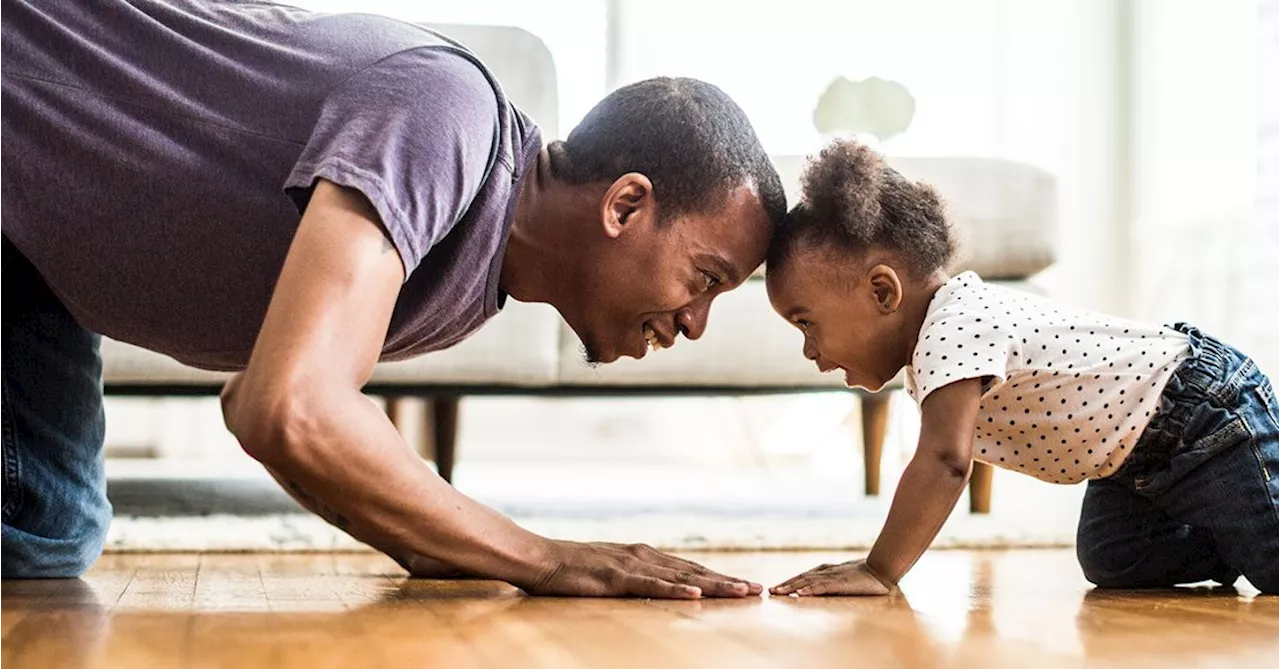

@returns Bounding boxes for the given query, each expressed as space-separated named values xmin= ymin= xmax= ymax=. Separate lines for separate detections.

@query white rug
xmin=106 ymin=511 xmax=1074 ymax=553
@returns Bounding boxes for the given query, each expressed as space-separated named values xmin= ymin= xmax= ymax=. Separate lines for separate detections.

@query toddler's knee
xmin=1079 ymin=554 xmax=1125 ymax=588
xmin=1244 ymin=565 xmax=1278 ymax=595
xmin=1077 ymin=543 xmax=1149 ymax=588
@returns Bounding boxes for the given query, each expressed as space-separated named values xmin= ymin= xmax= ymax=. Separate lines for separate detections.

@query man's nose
xmin=675 ymin=300 xmax=711 ymax=340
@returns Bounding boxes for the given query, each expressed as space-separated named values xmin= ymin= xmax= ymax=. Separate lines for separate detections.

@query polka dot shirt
xmin=904 ymin=272 xmax=1192 ymax=484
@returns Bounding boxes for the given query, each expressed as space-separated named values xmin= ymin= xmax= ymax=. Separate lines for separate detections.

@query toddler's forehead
xmin=766 ymin=258 xmax=845 ymax=297
xmin=785 ymin=244 xmax=873 ymax=278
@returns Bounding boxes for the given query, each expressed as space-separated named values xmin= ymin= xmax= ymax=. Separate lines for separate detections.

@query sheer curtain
xmin=1127 ymin=0 xmax=1277 ymax=378
xmin=1257 ymin=0 xmax=1280 ymax=378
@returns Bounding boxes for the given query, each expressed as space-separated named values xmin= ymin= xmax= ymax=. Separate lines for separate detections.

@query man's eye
xmin=702 ymin=271 xmax=720 ymax=289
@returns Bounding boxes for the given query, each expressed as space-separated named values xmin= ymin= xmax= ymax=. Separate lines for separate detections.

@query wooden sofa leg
xmin=859 ymin=392 xmax=891 ymax=497
xmin=386 ymin=396 xmax=432 ymax=458
xmin=969 ymin=461 xmax=994 ymax=514
xmin=385 ymin=396 xmax=406 ymax=433
xmin=430 ymin=396 xmax=460 ymax=484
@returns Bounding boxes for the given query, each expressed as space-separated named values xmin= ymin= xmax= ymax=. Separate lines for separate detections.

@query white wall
xmin=607 ymin=0 xmax=1007 ymax=157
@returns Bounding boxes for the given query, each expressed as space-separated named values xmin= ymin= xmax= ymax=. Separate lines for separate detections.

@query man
xmin=1 ymin=0 xmax=786 ymax=597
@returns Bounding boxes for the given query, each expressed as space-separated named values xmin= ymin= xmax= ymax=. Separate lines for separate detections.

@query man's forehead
xmin=690 ymin=187 xmax=773 ymax=274
xmin=720 ymin=181 xmax=769 ymax=220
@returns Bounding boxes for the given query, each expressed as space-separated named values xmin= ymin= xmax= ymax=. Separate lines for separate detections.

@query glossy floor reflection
xmin=2 ymin=550 xmax=1275 ymax=668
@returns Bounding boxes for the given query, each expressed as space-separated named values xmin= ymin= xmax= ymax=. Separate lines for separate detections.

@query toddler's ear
xmin=867 ymin=264 xmax=904 ymax=314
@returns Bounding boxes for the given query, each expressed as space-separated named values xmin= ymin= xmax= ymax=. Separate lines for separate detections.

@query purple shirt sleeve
xmin=284 ymin=47 xmax=500 ymax=277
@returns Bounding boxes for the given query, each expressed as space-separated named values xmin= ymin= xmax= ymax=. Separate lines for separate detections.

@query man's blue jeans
xmin=1077 ymin=324 xmax=1279 ymax=594
xmin=2 ymin=237 xmax=112 ymax=578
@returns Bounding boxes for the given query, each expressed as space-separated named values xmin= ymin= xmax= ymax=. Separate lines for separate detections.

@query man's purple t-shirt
xmin=1 ymin=0 xmax=542 ymax=370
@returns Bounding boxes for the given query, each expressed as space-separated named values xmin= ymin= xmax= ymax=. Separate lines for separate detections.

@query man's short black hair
xmin=548 ymin=77 xmax=785 ymax=227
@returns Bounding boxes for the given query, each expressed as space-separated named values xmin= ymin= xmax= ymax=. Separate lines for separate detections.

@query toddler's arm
xmin=771 ymin=377 xmax=982 ymax=596
xmin=865 ymin=377 xmax=982 ymax=583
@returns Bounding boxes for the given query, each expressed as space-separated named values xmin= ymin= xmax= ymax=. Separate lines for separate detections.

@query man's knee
xmin=2 ymin=512 xmax=109 ymax=578
xmin=56 ymin=520 xmax=109 ymax=576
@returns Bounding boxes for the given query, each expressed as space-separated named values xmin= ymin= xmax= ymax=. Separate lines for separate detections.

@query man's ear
xmin=867 ymin=264 xmax=904 ymax=314
xmin=601 ymin=173 xmax=654 ymax=239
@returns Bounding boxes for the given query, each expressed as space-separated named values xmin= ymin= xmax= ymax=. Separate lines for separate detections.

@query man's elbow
xmin=221 ymin=380 xmax=317 ymax=468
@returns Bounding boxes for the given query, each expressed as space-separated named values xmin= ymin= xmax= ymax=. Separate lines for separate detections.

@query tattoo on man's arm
xmin=285 ymin=478 xmax=350 ymax=531
xmin=278 ymin=472 xmax=414 ymax=567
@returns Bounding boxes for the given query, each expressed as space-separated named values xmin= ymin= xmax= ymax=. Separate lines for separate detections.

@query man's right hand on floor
xmin=519 ymin=540 xmax=762 ymax=599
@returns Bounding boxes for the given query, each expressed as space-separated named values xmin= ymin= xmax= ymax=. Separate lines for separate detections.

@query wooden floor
xmin=2 ymin=550 xmax=1275 ymax=668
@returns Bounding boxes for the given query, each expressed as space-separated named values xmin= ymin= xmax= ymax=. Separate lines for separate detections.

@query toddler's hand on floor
xmin=769 ymin=559 xmax=895 ymax=597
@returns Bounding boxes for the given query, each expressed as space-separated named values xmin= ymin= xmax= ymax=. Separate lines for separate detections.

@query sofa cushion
xmin=369 ymin=301 xmax=560 ymax=387
xmin=101 ymin=338 xmax=229 ymax=387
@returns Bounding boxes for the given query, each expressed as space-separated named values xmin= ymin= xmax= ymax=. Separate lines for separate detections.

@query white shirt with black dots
xmin=903 ymin=271 xmax=1192 ymax=484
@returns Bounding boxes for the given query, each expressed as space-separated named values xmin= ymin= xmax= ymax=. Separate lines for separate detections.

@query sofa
xmin=100 ymin=24 xmax=1059 ymax=514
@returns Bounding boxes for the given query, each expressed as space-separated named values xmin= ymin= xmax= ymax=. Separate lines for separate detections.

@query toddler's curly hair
xmin=767 ymin=139 xmax=955 ymax=278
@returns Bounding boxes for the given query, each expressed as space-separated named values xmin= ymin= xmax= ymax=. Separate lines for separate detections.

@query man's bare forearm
xmin=261 ymin=462 xmax=430 ymax=573
xmin=228 ymin=384 xmax=551 ymax=585
xmin=266 ymin=464 xmax=479 ymax=577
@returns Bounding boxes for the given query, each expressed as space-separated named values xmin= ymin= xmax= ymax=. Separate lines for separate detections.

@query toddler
xmin=765 ymin=140 xmax=1279 ymax=596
